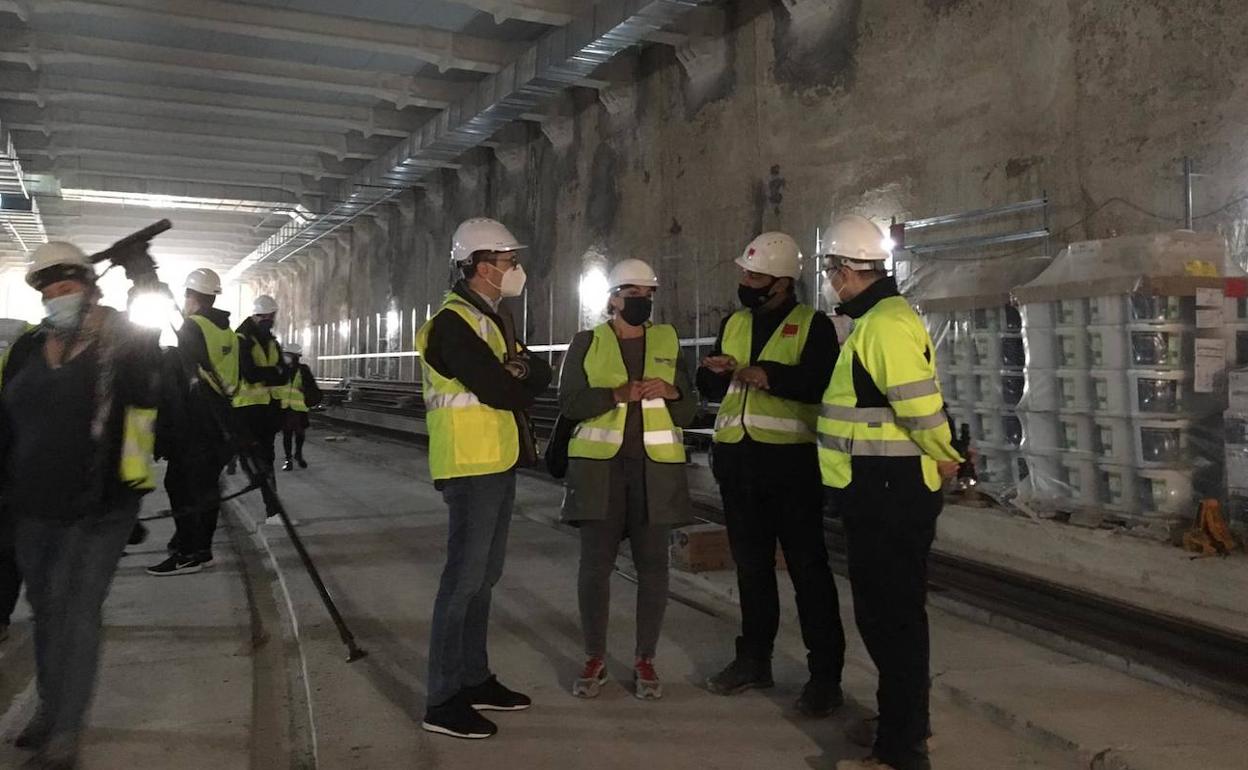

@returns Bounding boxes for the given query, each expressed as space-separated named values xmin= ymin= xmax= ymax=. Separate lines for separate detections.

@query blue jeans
xmin=14 ymin=499 xmax=140 ymax=745
xmin=426 ymin=471 xmax=516 ymax=707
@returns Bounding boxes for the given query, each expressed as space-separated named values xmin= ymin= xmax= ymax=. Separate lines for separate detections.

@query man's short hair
xmin=186 ymin=288 xmax=217 ymax=307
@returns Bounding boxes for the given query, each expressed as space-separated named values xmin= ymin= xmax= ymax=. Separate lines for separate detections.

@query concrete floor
xmin=1 ymin=430 xmax=1244 ymax=769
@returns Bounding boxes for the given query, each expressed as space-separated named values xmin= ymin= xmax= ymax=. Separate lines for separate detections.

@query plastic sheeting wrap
xmin=1008 ymin=231 xmax=1242 ymax=538
xmin=909 ymin=256 xmax=1053 ymax=499
xmin=909 ymin=231 xmax=1248 ymax=538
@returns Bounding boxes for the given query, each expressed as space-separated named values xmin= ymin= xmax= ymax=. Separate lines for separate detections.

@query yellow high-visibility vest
xmin=189 ymin=315 xmax=239 ymax=397
xmin=415 ymin=294 xmax=520 ymax=481
xmin=567 ymin=323 xmax=685 ymax=464
xmin=277 ymin=369 xmax=308 ymax=413
xmin=713 ymin=304 xmax=818 ymax=445
xmin=233 ymin=334 xmax=280 ymax=407
xmin=818 ymin=295 xmax=960 ymax=492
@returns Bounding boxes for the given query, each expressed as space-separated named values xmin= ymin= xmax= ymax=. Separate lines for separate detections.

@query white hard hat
xmin=822 ymin=214 xmax=891 ymax=268
xmin=607 ymin=258 xmax=659 ymax=291
xmin=252 ymin=294 xmax=279 ymax=315
xmin=26 ymin=241 xmax=92 ymax=288
xmin=284 ymin=342 xmax=302 ymax=356
xmin=185 ymin=268 xmax=222 ymax=296
xmin=450 ymin=217 xmax=527 ymax=264
xmin=736 ymin=232 xmax=802 ymax=279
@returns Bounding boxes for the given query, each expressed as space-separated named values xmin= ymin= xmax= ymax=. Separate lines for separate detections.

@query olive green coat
xmin=557 ymin=327 xmax=696 ymax=526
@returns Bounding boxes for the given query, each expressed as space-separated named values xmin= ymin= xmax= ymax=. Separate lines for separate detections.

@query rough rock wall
xmin=257 ymin=0 xmax=1248 ymax=370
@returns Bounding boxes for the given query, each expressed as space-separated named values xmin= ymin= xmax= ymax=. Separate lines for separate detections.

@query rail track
xmin=314 ymin=377 xmax=1248 ymax=709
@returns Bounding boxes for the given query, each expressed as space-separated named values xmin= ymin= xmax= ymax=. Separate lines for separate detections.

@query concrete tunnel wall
xmin=253 ymin=0 xmax=1248 ymax=376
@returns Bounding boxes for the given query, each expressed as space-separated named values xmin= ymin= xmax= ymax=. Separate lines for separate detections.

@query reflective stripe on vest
xmin=277 ymin=369 xmax=308 ymax=412
xmin=119 ymin=407 xmax=157 ymax=491
xmin=713 ymin=304 xmax=818 ymax=445
xmin=818 ymin=296 xmax=944 ymax=492
xmin=233 ymin=335 xmax=280 ymax=407
xmin=415 ymin=294 xmax=520 ymax=481
xmin=567 ymin=323 xmax=685 ymax=464
xmin=190 ymin=315 xmax=239 ymax=397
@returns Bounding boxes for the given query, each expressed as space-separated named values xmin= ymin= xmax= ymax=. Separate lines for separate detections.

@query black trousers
xmin=837 ymin=468 xmax=941 ymax=770
xmin=166 ymin=450 xmax=228 ymax=558
xmin=0 ymin=519 xmax=20 ymax=625
xmin=714 ymin=441 xmax=845 ymax=681
xmin=237 ymin=403 xmax=282 ymax=515
xmin=281 ymin=410 xmax=309 ymax=460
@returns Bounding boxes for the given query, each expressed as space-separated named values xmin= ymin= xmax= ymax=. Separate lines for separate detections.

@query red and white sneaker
xmin=572 ymin=657 xmax=608 ymax=699
xmin=633 ymin=657 xmax=662 ymax=700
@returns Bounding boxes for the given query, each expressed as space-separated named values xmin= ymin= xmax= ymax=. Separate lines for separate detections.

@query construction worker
xmin=559 ymin=259 xmax=696 ymax=701
xmin=415 ymin=217 xmax=552 ymax=740
xmin=234 ymin=294 xmax=287 ymax=520
xmin=697 ymin=232 xmax=846 ymax=717
xmin=148 ymin=268 xmax=238 ymax=576
xmin=277 ymin=343 xmax=321 ymax=471
xmin=0 ymin=242 xmax=162 ymax=768
xmin=818 ymin=216 xmax=961 ymax=770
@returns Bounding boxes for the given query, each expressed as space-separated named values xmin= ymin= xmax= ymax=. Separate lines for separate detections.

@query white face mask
xmin=821 ymin=269 xmax=843 ymax=308
xmin=44 ymin=292 xmax=86 ymax=330
xmin=487 ymin=262 xmax=527 ymax=298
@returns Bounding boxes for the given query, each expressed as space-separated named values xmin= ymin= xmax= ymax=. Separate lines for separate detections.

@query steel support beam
xmin=446 ymin=0 xmax=577 ymax=25
xmin=31 ymin=157 xmax=325 ymax=200
xmin=0 ymin=84 xmax=423 ymax=137
xmin=29 ymin=0 xmax=520 ymax=73
xmin=0 ymin=32 xmax=468 ymax=109
xmin=18 ymin=134 xmax=357 ymax=180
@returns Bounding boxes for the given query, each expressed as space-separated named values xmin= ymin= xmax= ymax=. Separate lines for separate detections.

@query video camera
xmin=90 ymin=219 xmax=172 ymax=289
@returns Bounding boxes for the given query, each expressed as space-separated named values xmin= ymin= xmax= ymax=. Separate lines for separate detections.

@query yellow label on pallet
xmin=1184 ymin=260 xmax=1218 ymax=277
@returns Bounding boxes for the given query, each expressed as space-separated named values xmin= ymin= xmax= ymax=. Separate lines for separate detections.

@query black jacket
xmin=423 ymin=282 xmax=552 ymax=412
xmin=236 ymin=316 xmax=288 ymax=389
xmin=0 ymin=309 xmax=163 ymax=512
xmin=697 ymin=295 xmax=841 ymax=476
xmin=283 ymin=362 xmax=322 ymax=409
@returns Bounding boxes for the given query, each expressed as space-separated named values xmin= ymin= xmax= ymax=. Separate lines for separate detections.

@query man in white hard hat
xmin=415 ymin=217 xmax=551 ymax=739
xmin=0 ymin=241 xmax=162 ymax=767
xmin=817 ymin=215 xmax=961 ymax=770
xmin=234 ymin=293 xmax=288 ymax=520
xmin=147 ymin=268 xmax=240 ymax=576
xmin=697 ymin=232 xmax=846 ymax=717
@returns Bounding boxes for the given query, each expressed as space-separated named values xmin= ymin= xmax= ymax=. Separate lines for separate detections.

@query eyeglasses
xmin=485 ymin=254 xmax=521 ymax=269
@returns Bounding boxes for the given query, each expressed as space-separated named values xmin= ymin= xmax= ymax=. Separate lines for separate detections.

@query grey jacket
xmin=558 ymin=326 xmax=697 ymax=526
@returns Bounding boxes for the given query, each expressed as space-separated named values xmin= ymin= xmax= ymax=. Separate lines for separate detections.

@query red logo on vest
xmin=782 ymin=323 xmax=799 ymax=337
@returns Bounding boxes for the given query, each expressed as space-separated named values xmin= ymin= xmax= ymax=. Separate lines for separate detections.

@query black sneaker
xmin=796 ymin=679 xmax=844 ymax=717
xmin=706 ymin=656 xmax=774 ymax=695
xmin=421 ymin=696 xmax=498 ymax=739
xmin=295 ymin=455 xmax=308 ymax=469
xmin=146 ymin=554 xmax=202 ymax=577
xmin=462 ymin=675 xmax=532 ymax=711
xmin=196 ymin=552 xmax=215 ymax=568
xmin=282 ymin=459 xmax=294 ymax=472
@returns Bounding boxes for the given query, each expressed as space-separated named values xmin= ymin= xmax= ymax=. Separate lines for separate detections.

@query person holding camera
xmin=558 ymin=259 xmax=695 ymax=701
xmin=276 ymin=343 xmax=321 ymax=471
xmin=0 ymin=242 xmax=162 ymax=769
xmin=234 ymin=294 xmax=287 ymax=520
xmin=414 ymin=218 xmax=551 ymax=740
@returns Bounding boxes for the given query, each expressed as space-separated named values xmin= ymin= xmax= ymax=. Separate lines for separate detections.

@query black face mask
xmin=737 ymin=280 xmax=776 ymax=309
xmin=257 ymin=319 xmax=275 ymax=333
xmin=618 ymin=296 xmax=653 ymax=326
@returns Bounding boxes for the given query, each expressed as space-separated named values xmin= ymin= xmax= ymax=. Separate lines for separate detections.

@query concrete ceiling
xmin=0 ymin=0 xmax=711 ymax=275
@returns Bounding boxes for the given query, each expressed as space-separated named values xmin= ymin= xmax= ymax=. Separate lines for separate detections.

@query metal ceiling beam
xmin=18 ymin=134 xmax=357 ymax=180
xmin=30 ymin=157 xmax=325 ymax=200
xmin=0 ymin=84 xmax=422 ymax=138
xmin=233 ymin=0 xmax=710 ymax=278
xmin=27 ymin=0 xmax=521 ymax=74
xmin=0 ymin=31 xmax=467 ymax=109
xmin=446 ymin=0 xmax=577 ymax=25
xmin=8 ymin=114 xmax=361 ymax=160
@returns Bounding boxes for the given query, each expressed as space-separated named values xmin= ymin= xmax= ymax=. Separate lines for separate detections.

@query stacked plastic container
xmin=931 ymin=306 xmax=1027 ymax=486
xmin=1018 ymin=291 xmax=1223 ymax=528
